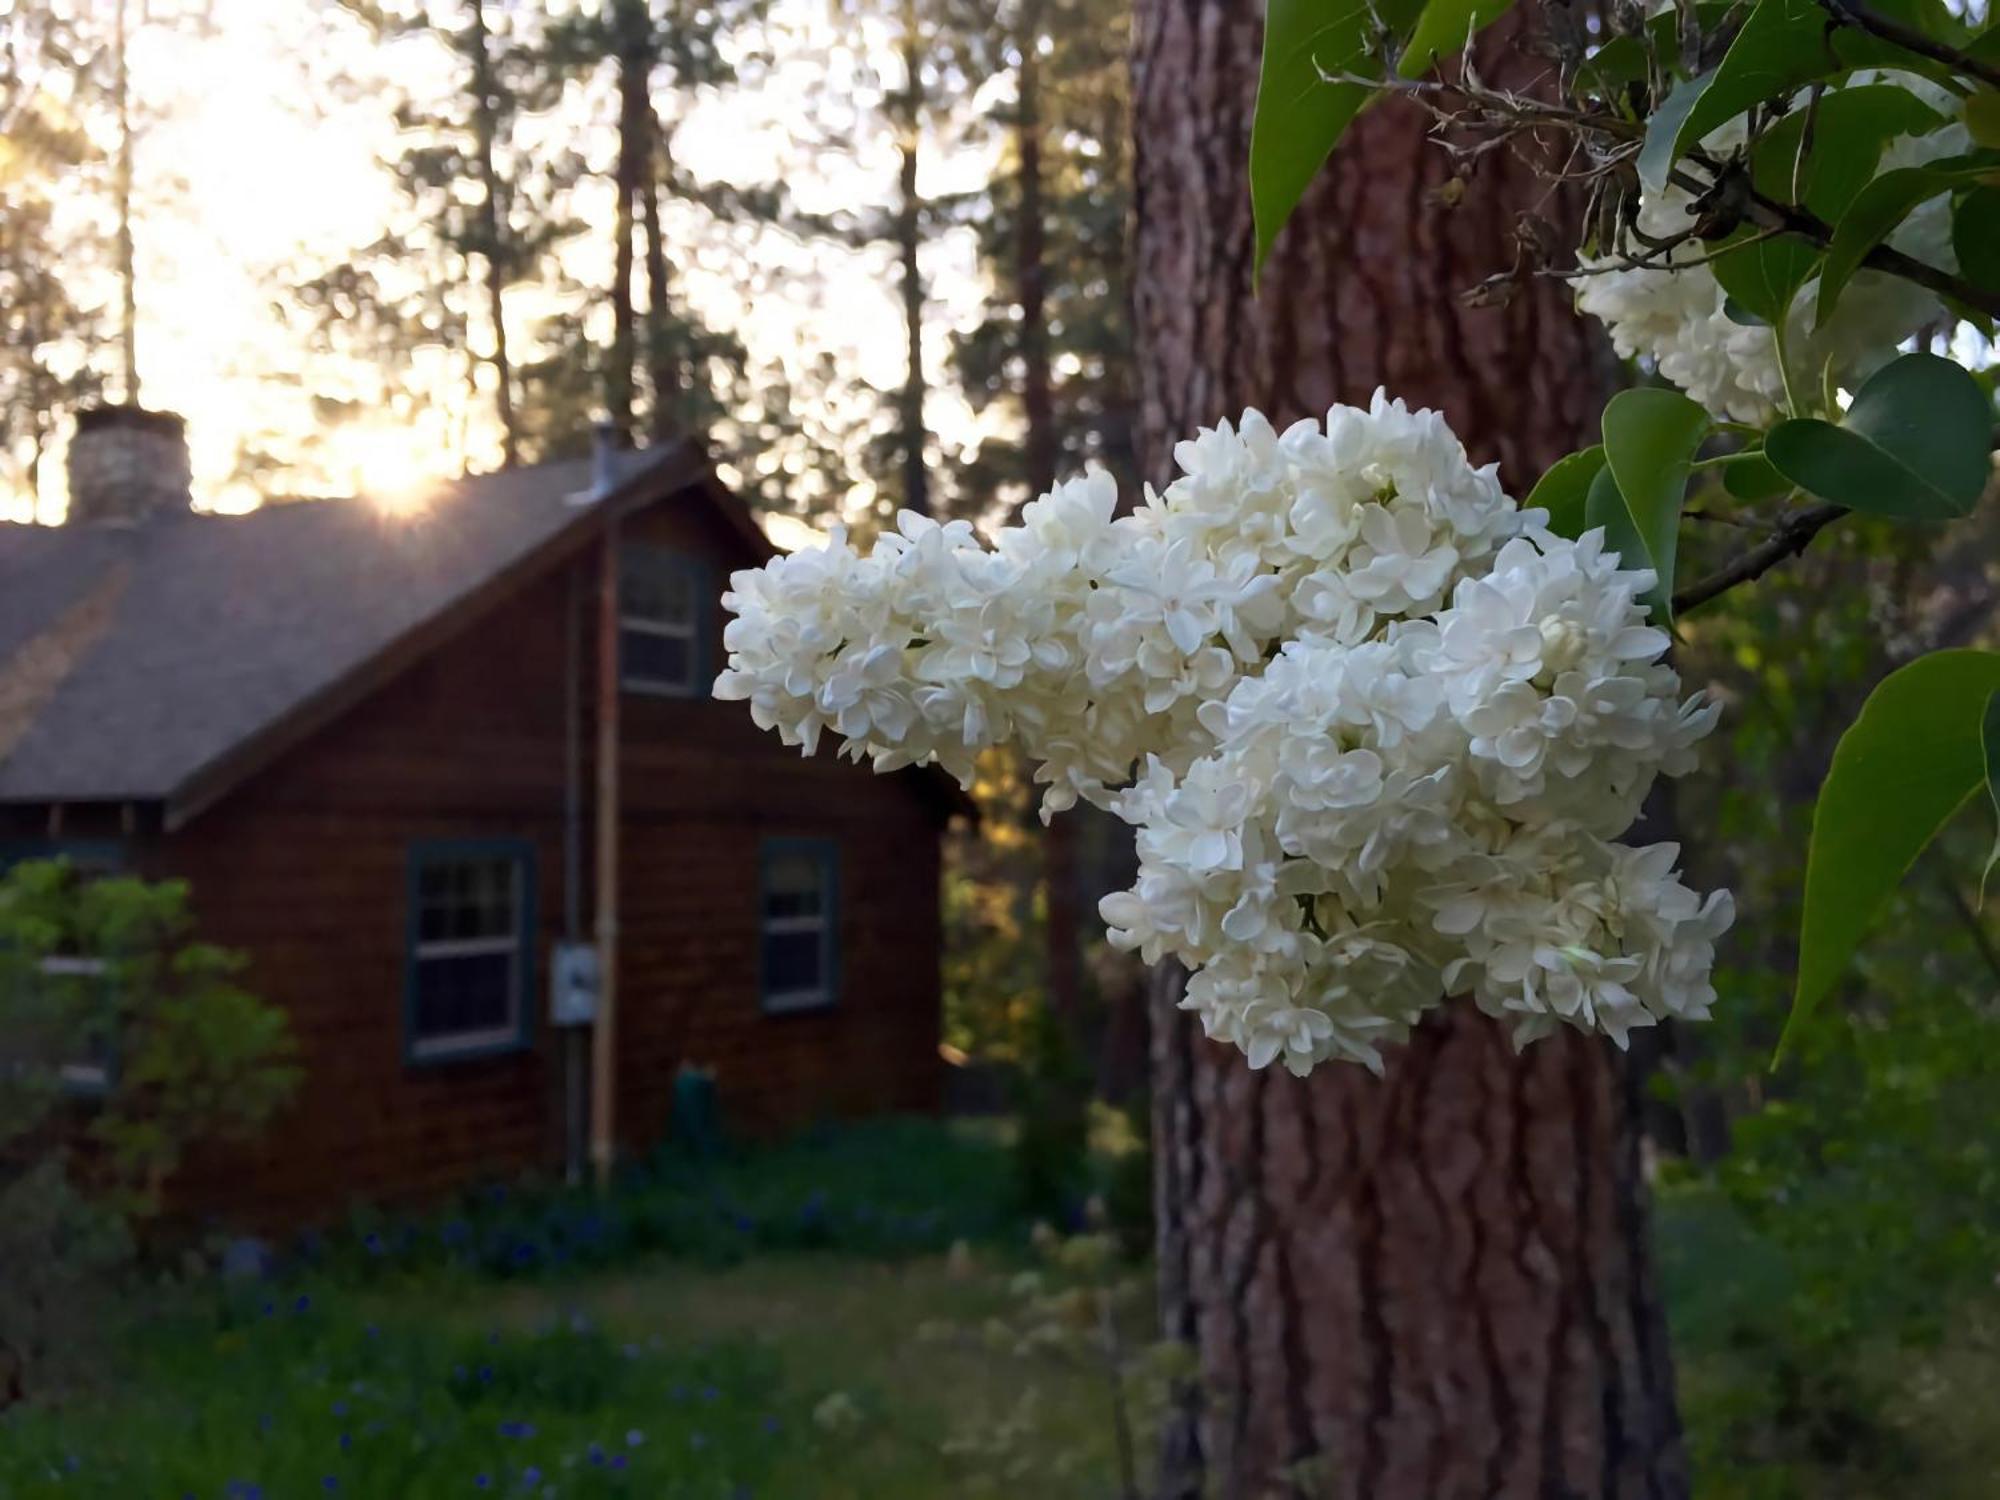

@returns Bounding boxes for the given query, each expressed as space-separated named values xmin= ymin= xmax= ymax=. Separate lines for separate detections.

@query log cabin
xmin=0 ymin=406 xmax=959 ymax=1225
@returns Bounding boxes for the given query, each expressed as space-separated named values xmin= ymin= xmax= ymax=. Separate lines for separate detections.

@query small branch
xmin=1815 ymin=0 xmax=2000 ymax=91
xmin=1672 ymin=503 xmax=1848 ymax=614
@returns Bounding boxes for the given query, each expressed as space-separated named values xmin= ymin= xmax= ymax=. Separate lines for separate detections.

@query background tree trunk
xmin=1130 ymin=4 xmax=1686 ymax=1498
xmin=467 ymin=0 xmax=518 ymax=467
xmin=893 ymin=0 xmax=930 ymax=517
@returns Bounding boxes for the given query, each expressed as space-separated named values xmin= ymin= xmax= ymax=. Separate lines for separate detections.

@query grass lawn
xmin=0 ymin=1249 xmax=1133 ymax=1500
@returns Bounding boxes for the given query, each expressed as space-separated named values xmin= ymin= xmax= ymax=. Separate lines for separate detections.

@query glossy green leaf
xmin=1710 ymin=231 xmax=1821 ymax=325
xmin=1637 ymin=72 xmax=1715 ymax=195
xmin=1749 ymin=84 xmax=1942 ymax=220
xmin=1600 ymin=387 xmax=1709 ymax=621
xmin=1583 ymin=464 xmax=1648 ymax=573
xmin=1524 ymin=445 xmax=1605 ymax=539
xmin=1399 ymin=0 xmax=1517 ymax=77
xmin=1639 ymin=0 xmax=1839 ymax=194
xmin=1251 ymin=0 xmax=1423 ymax=274
xmin=1764 ymin=352 xmax=1993 ymax=520
xmin=1722 ymin=450 xmax=1792 ymax=500
xmin=1969 ymin=91 xmax=2000 ymax=150
xmin=1982 ymin=689 xmax=2000 ymax=903
xmin=1952 ymin=184 xmax=2000 ymax=291
xmin=1787 ymin=649 xmax=2000 ymax=1053
xmin=1817 ymin=156 xmax=1996 ymax=326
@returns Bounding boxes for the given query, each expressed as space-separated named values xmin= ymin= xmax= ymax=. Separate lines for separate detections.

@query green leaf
xmin=1764 ymin=352 xmax=1993 ymax=520
xmin=1952 ymin=185 xmax=2000 ymax=291
xmin=1600 ymin=387 xmax=1710 ymax=621
xmin=1749 ymin=84 xmax=1942 ymax=220
xmin=1583 ymin=464 xmax=1650 ymax=583
xmin=1251 ymin=0 xmax=1424 ymax=274
xmin=1982 ymin=689 xmax=2000 ymax=904
xmin=1969 ymin=91 xmax=2000 ymax=150
xmin=1637 ymin=71 xmax=1716 ymax=196
xmin=1524 ymin=445 xmax=1605 ymax=539
xmin=1638 ymin=0 xmax=1840 ymax=194
xmin=1722 ymin=450 xmax=1793 ymax=500
xmin=1399 ymin=0 xmax=1517 ymax=77
xmin=1710 ymin=231 xmax=1822 ymax=325
xmin=1816 ymin=155 xmax=1997 ymax=326
xmin=1787 ymin=649 xmax=2000 ymax=1053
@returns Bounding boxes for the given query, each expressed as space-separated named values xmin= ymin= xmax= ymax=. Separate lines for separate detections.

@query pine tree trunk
xmin=606 ymin=0 xmax=650 ymax=445
xmin=113 ymin=0 xmax=138 ymax=404
xmin=467 ymin=0 xmax=518 ymax=468
xmin=641 ymin=104 xmax=680 ymax=444
xmin=1013 ymin=6 xmax=1082 ymax=1022
xmin=1131 ymin=4 xmax=1686 ymax=1498
xmin=895 ymin=0 xmax=930 ymax=517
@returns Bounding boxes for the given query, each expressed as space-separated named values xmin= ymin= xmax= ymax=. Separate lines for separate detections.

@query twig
xmin=1672 ymin=503 xmax=1847 ymax=614
xmin=1815 ymin=0 xmax=2000 ymax=91
xmin=1931 ymin=858 xmax=2000 ymax=991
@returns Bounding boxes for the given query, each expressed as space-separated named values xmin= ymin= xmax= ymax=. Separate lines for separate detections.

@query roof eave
xmin=163 ymin=444 xmax=710 ymax=832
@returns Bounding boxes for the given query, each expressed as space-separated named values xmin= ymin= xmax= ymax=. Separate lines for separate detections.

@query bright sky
xmin=13 ymin=0 xmax=995 ymax=530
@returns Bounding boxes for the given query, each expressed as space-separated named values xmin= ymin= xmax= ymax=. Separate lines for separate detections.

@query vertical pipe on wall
xmin=590 ymin=520 xmax=622 ymax=1188
xmin=563 ymin=559 xmax=586 ymax=1185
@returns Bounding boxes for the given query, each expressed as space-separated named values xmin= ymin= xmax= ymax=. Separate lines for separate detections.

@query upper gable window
xmin=619 ymin=545 xmax=708 ymax=698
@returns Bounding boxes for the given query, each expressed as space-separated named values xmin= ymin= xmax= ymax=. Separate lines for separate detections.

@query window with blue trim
xmin=760 ymin=840 xmax=838 ymax=1014
xmin=407 ymin=843 xmax=532 ymax=1061
xmin=619 ymin=544 xmax=708 ymax=697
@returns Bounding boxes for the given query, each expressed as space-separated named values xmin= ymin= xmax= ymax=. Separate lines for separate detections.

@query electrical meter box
xmin=550 ymin=941 xmax=600 ymax=1027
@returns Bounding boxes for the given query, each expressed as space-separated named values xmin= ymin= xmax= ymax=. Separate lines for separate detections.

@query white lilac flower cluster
xmin=716 ymin=394 xmax=1732 ymax=1075
xmin=1572 ymin=80 xmax=1967 ymax=424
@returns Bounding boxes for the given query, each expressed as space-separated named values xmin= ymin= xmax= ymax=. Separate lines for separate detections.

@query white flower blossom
xmin=1571 ymin=82 xmax=1968 ymax=422
xmin=716 ymin=394 xmax=1731 ymax=1072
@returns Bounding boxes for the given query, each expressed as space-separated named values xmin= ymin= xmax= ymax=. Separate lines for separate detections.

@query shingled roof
xmin=0 ymin=441 xmax=741 ymax=821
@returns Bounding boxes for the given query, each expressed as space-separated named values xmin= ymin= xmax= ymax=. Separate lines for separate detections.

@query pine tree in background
xmin=953 ymin=0 xmax=1134 ymax=507
xmin=948 ymin=0 xmax=1137 ymax=1040
xmin=0 ymin=4 xmax=111 ymax=508
xmin=324 ymin=0 xmax=577 ymax=469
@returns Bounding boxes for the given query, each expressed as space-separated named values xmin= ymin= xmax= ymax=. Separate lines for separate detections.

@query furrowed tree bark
xmin=1131 ymin=4 xmax=1686 ymax=1498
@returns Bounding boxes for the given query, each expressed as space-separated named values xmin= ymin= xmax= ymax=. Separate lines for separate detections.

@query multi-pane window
xmin=407 ymin=843 xmax=532 ymax=1061
xmin=760 ymin=840 xmax=838 ymax=1014
xmin=0 ymin=844 xmax=124 ymax=1096
xmin=620 ymin=545 xmax=706 ymax=697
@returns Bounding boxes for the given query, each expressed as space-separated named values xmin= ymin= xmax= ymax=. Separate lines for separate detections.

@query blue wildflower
xmin=294 ymin=1294 xmax=312 ymax=1314
xmin=759 ymin=1415 xmax=780 ymax=1435
xmin=610 ymin=1455 xmax=628 ymax=1472
xmin=321 ymin=1479 xmax=339 ymax=1493
xmin=475 ymin=1474 xmax=492 ymax=1490
xmin=331 ymin=1401 xmax=348 ymax=1418
xmin=587 ymin=1442 xmax=606 ymax=1466
xmin=520 ymin=1469 xmax=541 ymax=1488
xmin=700 ymin=1384 xmax=719 ymax=1403
xmin=363 ymin=1232 xmax=385 ymax=1256
xmin=625 ymin=1428 xmax=644 ymax=1447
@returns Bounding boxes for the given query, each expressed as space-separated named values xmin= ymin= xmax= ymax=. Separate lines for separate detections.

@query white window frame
xmin=619 ymin=547 xmax=702 ymax=697
xmin=39 ymin=954 xmax=114 ymax=1093
xmin=759 ymin=840 xmax=837 ymax=1015
xmin=408 ymin=850 xmax=530 ymax=1062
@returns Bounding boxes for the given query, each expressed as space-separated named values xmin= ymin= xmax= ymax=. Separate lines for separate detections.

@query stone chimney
xmin=66 ymin=405 xmax=192 ymax=525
